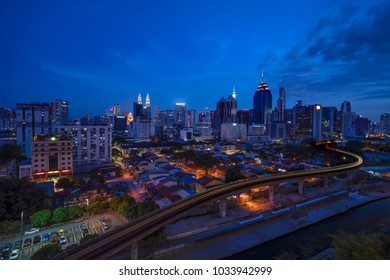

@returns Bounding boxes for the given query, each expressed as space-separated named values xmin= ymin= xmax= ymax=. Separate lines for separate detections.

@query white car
xmin=59 ymin=235 xmax=67 ymax=245
xmin=24 ymin=228 xmax=40 ymax=235
xmin=9 ymin=249 xmax=19 ymax=260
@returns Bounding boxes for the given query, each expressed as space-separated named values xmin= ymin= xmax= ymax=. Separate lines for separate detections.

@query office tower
xmin=187 ymin=109 xmax=197 ymax=128
xmin=144 ymin=93 xmax=151 ymax=119
xmin=237 ymin=109 xmax=251 ymax=127
xmin=114 ymin=115 xmax=127 ymax=134
xmin=214 ymin=89 xmax=238 ymax=134
xmin=195 ymin=122 xmax=212 ymax=140
xmin=0 ymin=107 xmax=16 ymax=131
xmin=341 ymin=100 xmax=354 ymax=137
xmin=322 ymin=106 xmax=337 ymax=139
xmin=220 ymin=123 xmax=247 ymax=141
xmin=53 ymin=125 xmax=112 ymax=165
xmin=354 ymin=115 xmax=370 ymax=137
xmin=312 ymin=104 xmax=322 ymax=141
xmin=293 ymin=102 xmax=322 ymax=140
xmin=175 ymin=103 xmax=186 ymax=129
xmin=276 ymin=87 xmax=286 ymax=122
xmin=50 ymin=99 xmax=69 ymax=125
xmin=284 ymin=109 xmax=294 ymax=137
xmin=379 ymin=113 xmax=390 ymax=134
xmin=112 ymin=104 xmax=120 ymax=116
xmin=16 ymin=102 xmax=51 ymax=158
xmin=252 ymin=71 xmax=272 ymax=126
xmin=31 ymin=134 xmax=73 ymax=182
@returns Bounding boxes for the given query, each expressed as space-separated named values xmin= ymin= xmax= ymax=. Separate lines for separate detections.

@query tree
xmin=55 ymin=177 xmax=74 ymax=190
xmin=32 ymin=210 xmax=52 ymax=227
xmin=0 ymin=177 xmax=49 ymax=221
xmin=89 ymin=195 xmax=108 ymax=214
xmin=194 ymin=153 xmax=219 ymax=175
xmin=109 ymin=196 xmax=123 ymax=212
xmin=331 ymin=231 xmax=390 ymax=259
xmin=31 ymin=243 xmax=63 ymax=260
xmin=66 ymin=205 xmax=83 ymax=220
xmin=225 ymin=166 xmax=245 ymax=183
xmin=52 ymin=207 xmax=67 ymax=223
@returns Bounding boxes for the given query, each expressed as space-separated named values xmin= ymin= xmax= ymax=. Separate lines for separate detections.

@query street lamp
xmin=20 ymin=211 xmax=24 ymax=241
xmin=86 ymin=198 xmax=89 ymax=228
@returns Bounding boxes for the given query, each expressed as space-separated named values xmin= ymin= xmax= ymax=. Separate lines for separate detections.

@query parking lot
xmin=0 ymin=212 xmax=127 ymax=260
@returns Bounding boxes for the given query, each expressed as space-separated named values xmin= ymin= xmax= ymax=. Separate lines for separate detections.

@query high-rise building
xmin=0 ymin=107 xmax=16 ymax=131
xmin=187 ymin=109 xmax=197 ymax=128
xmin=252 ymin=71 xmax=272 ymax=126
xmin=220 ymin=123 xmax=247 ymax=142
xmin=53 ymin=125 xmax=112 ymax=165
xmin=379 ymin=113 xmax=390 ymax=134
xmin=341 ymin=101 xmax=354 ymax=137
xmin=50 ymin=99 xmax=69 ymax=125
xmin=293 ymin=102 xmax=322 ymax=140
xmin=322 ymin=106 xmax=337 ymax=139
xmin=237 ymin=109 xmax=251 ymax=127
xmin=312 ymin=104 xmax=322 ymax=141
xmin=17 ymin=102 xmax=51 ymax=158
xmin=354 ymin=115 xmax=370 ymax=137
xmin=31 ymin=134 xmax=73 ymax=182
xmin=276 ymin=87 xmax=286 ymax=122
xmin=112 ymin=104 xmax=120 ymax=116
xmin=214 ymin=89 xmax=238 ymax=134
xmin=174 ymin=103 xmax=186 ymax=129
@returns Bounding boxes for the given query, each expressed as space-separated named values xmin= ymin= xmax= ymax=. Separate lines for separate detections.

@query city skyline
xmin=1 ymin=0 xmax=389 ymax=121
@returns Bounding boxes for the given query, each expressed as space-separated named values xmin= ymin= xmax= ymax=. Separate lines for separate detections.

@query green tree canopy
xmin=52 ymin=207 xmax=67 ymax=223
xmin=32 ymin=210 xmax=52 ymax=227
xmin=66 ymin=205 xmax=83 ymax=220
xmin=31 ymin=243 xmax=63 ymax=260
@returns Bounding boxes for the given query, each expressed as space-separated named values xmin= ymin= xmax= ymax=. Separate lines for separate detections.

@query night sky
xmin=1 ymin=0 xmax=389 ymax=121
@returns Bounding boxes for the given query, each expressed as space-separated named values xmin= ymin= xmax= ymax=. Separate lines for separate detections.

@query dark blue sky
xmin=1 ymin=0 xmax=389 ymax=121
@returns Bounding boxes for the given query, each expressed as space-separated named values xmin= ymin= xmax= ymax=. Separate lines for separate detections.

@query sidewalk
xmin=151 ymin=180 xmax=390 ymax=260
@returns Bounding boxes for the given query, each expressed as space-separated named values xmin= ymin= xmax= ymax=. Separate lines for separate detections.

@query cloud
xmin=262 ymin=1 xmax=390 ymax=119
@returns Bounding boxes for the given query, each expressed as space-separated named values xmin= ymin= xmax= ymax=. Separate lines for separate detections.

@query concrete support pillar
xmin=269 ymin=185 xmax=274 ymax=202
xmin=218 ymin=198 xmax=227 ymax=218
xmin=323 ymin=176 xmax=329 ymax=188
xmin=131 ymin=242 xmax=138 ymax=260
xmin=298 ymin=179 xmax=304 ymax=196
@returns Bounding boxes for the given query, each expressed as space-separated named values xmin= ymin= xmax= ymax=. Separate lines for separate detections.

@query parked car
xmin=24 ymin=228 xmax=40 ymax=235
xmin=2 ymin=243 xmax=12 ymax=253
xmin=14 ymin=240 xmax=22 ymax=249
xmin=58 ymin=229 xmax=65 ymax=236
xmin=59 ymin=235 xmax=67 ymax=245
xmin=33 ymin=235 xmax=41 ymax=244
xmin=50 ymin=231 xmax=58 ymax=243
xmin=103 ymin=224 xmax=110 ymax=231
xmin=9 ymin=249 xmax=19 ymax=260
xmin=82 ymin=228 xmax=89 ymax=236
xmin=23 ymin=238 xmax=32 ymax=247
xmin=42 ymin=233 xmax=50 ymax=243
xmin=73 ymin=217 xmax=83 ymax=223
xmin=80 ymin=223 xmax=87 ymax=230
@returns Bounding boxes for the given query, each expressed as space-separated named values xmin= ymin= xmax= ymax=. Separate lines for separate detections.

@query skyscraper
xmin=17 ymin=102 xmax=51 ymax=157
xmin=341 ymin=100 xmax=354 ymax=137
xmin=50 ymin=99 xmax=69 ymax=125
xmin=174 ymin=103 xmax=186 ymax=129
xmin=252 ymin=71 xmax=272 ymax=126
xmin=276 ymin=87 xmax=286 ymax=122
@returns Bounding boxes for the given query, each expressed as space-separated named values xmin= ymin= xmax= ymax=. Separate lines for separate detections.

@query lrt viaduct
xmin=56 ymin=145 xmax=363 ymax=260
